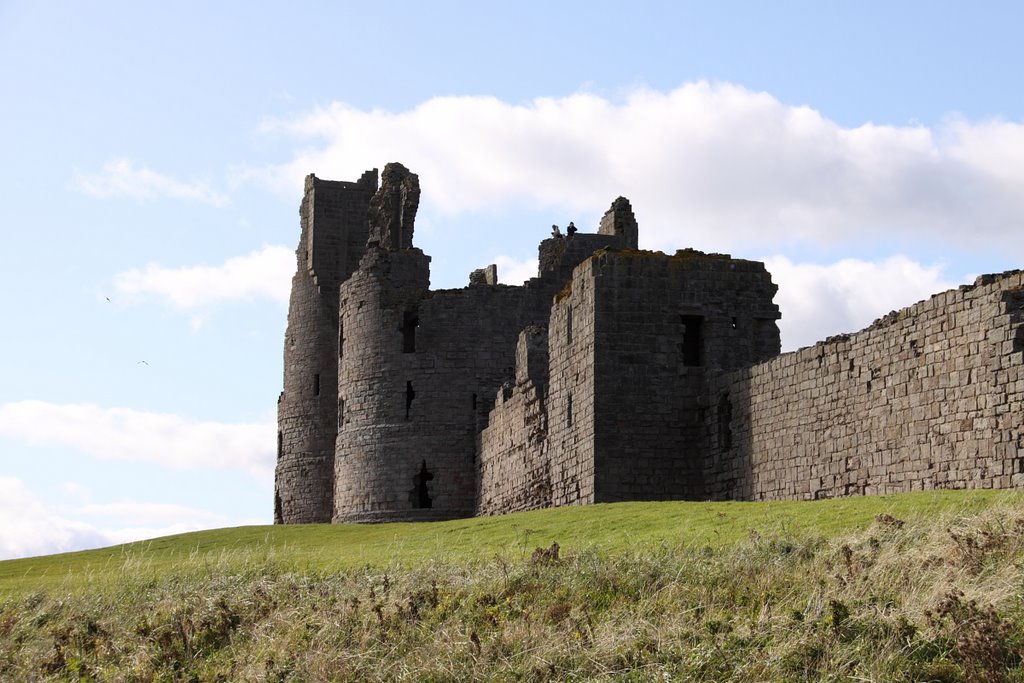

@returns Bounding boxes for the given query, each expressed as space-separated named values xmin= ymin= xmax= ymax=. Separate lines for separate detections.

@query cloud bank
xmin=114 ymin=244 xmax=293 ymax=309
xmin=0 ymin=478 xmax=244 ymax=560
xmin=765 ymin=255 xmax=957 ymax=350
xmin=241 ymin=82 xmax=1024 ymax=255
xmin=0 ymin=401 xmax=274 ymax=481
xmin=71 ymin=158 xmax=229 ymax=206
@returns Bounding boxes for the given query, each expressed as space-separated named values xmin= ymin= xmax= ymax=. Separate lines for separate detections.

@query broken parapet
xmin=469 ymin=264 xmax=498 ymax=286
xmin=515 ymin=325 xmax=549 ymax=394
xmin=367 ymin=162 xmax=420 ymax=250
xmin=597 ymin=196 xmax=638 ymax=250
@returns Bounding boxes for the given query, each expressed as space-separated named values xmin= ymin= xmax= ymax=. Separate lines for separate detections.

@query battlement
xmin=275 ymin=163 xmax=1023 ymax=524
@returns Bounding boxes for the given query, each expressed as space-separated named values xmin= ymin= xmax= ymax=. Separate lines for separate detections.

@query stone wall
xmin=477 ymin=327 xmax=551 ymax=514
xmin=477 ymin=247 xmax=782 ymax=510
xmin=704 ymin=271 xmax=1024 ymax=501
xmin=587 ymin=250 xmax=780 ymax=502
xmin=546 ymin=273 xmax=599 ymax=507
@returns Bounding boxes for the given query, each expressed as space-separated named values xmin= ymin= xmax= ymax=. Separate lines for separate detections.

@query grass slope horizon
xmin=2 ymin=489 xmax=1020 ymax=593
xmin=3 ymin=489 xmax=1023 ymax=681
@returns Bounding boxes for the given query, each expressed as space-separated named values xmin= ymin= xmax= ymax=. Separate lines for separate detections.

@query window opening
xmin=718 ymin=393 xmax=733 ymax=450
xmin=402 ymin=311 xmax=419 ymax=353
xmin=680 ymin=315 xmax=703 ymax=367
xmin=411 ymin=460 xmax=434 ymax=509
xmin=314 ymin=373 xmax=320 ymax=396
xmin=277 ymin=431 xmax=283 ymax=458
xmin=566 ymin=304 xmax=573 ymax=344
xmin=405 ymin=381 xmax=416 ymax=420
xmin=566 ymin=392 xmax=574 ymax=426
xmin=472 ymin=393 xmax=478 ymax=411
xmin=731 ymin=316 xmax=738 ymax=330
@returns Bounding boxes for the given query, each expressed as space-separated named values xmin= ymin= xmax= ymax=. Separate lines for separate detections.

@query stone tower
xmin=333 ymin=163 xmax=478 ymax=522
xmin=275 ymin=170 xmax=378 ymax=524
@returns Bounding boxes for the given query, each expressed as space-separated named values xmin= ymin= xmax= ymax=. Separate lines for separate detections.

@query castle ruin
xmin=275 ymin=163 xmax=1024 ymax=524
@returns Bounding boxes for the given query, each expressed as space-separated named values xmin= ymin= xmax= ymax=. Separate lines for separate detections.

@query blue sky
xmin=1 ymin=1 xmax=1023 ymax=558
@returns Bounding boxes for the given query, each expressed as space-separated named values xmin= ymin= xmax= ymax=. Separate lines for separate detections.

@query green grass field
xmin=1 ymin=489 xmax=1017 ymax=594
xmin=2 ymin=490 xmax=1022 ymax=681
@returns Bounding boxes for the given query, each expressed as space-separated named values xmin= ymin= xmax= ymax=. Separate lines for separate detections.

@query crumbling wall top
xmin=598 ymin=196 xmax=638 ymax=250
xmin=367 ymin=162 xmax=420 ymax=250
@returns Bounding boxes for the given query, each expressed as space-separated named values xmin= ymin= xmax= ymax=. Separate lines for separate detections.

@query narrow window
xmin=277 ymin=430 xmax=283 ymax=458
xmin=337 ymin=397 xmax=345 ymax=429
xmin=566 ymin=392 xmax=574 ymax=426
xmin=411 ymin=460 xmax=434 ymax=509
xmin=402 ymin=311 xmax=419 ymax=353
xmin=731 ymin=316 xmax=738 ymax=330
xmin=314 ymin=373 xmax=321 ymax=396
xmin=718 ymin=393 xmax=732 ymax=450
xmin=566 ymin=304 xmax=573 ymax=344
xmin=405 ymin=381 xmax=415 ymax=420
xmin=680 ymin=315 xmax=703 ymax=367
xmin=471 ymin=393 xmax=478 ymax=411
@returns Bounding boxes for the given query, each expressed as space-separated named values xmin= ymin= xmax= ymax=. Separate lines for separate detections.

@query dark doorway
xmin=412 ymin=460 xmax=434 ymax=509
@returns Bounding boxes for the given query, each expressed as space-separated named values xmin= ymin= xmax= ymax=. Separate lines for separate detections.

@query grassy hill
xmin=1 ymin=490 xmax=1023 ymax=681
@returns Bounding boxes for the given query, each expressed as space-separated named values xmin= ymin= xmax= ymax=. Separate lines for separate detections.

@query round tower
xmin=275 ymin=170 xmax=377 ymax=524
xmin=333 ymin=163 xmax=477 ymax=522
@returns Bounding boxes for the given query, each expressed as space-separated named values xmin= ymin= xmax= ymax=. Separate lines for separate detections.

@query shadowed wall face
xmin=704 ymin=272 xmax=1024 ymax=502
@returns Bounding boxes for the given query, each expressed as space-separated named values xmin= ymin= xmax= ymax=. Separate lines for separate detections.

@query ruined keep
xmin=275 ymin=162 xmax=1024 ymax=524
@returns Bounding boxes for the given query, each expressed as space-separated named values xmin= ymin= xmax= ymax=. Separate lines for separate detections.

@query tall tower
xmin=334 ymin=163 xmax=474 ymax=522
xmin=275 ymin=170 xmax=378 ymax=524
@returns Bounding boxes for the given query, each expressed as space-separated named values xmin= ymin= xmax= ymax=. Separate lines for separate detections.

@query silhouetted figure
xmin=551 ymin=224 xmax=562 ymax=238
xmin=566 ymin=221 xmax=577 ymax=236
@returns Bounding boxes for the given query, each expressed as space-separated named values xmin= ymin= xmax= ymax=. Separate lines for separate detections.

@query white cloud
xmin=0 ymin=477 xmax=109 ymax=560
xmin=238 ymin=83 xmax=1024 ymax=255
xmin=765 ymin=255 xmax=958 ymax=351
xmin=114 ymin=244 xmax=293 ymax=309
xmin=0 ymin=401 xmax=274 ymax=481
xmin=70 ymin=158 xmax=229 ymax=206
xmin=493 ymin=255 xmax=539 ymax=286
xmin=0 ymin=478 xmax=252 ymax=560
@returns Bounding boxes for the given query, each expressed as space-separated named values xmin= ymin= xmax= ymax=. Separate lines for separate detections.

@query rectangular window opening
xmin=680 ymin=315 xmax=704 ymax=367
xmin=402 ymin=311 xmax=419 ymax=353
xmin=405 ymin=381 xmax=415 ymax=420
xmin=314 ymin=373 xmax=321 ymax=396
xmin=566 ymin=392 xmax=574 ymax=427
xmin=566 ymin=304 xmax=573 ymax=345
